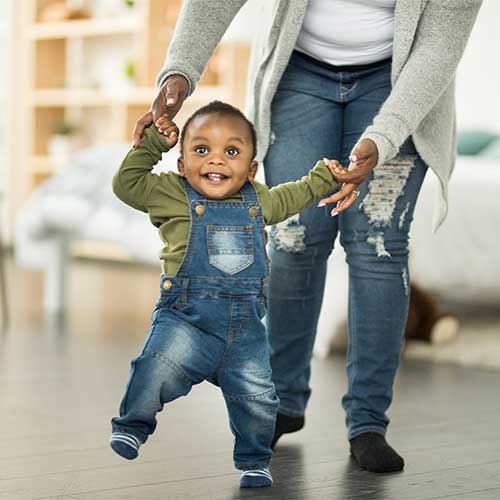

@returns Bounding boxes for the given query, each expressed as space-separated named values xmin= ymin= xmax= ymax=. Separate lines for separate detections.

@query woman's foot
xmin=240 ymin=468 xmax=273 ymax=488
xmin=109 ymin=432 xmax=141 ymax=460
xmin=350 ymin=432 xmax=404 ymax=473
xmin=271 ymin=412 xmax=305 ymax=449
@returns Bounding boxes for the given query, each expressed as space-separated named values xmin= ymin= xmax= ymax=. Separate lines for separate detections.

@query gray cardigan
xmin=158 ymin=0 xmax=482 ymax=229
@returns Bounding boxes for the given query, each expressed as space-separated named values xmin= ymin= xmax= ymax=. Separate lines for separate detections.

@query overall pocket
xmin=207 ymin=225 xmax=254 ymax=275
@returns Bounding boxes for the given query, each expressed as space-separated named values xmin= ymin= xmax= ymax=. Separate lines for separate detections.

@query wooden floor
xmin=2 ymin=257 xmax=500 ymax=500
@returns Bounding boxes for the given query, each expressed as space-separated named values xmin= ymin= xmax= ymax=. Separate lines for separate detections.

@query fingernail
xmin=167 ymin=98 xmax=174 ymax=105
xmin=323 ymin=157 xmax=329 ymax=163
xmin=351 ymin=155 xmax=357 ymax=161
xmin=317 ymin=202 xmax=326 ymax=207
xmin=331 ymin=210 xmax=338 ymax=217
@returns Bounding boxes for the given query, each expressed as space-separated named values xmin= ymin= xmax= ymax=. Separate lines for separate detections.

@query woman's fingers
xmin=152 ymin=74 xmax=189 ymax=122
xmin=317 ymin=182 xmax=358 ymax=206
xmin=132 ymin=111 xmax=154 ymax=148
xmin=319 ymin=157 xmax=361 ymax=214
xmin=330 ymin=189 xmax=359 ymax=216
xmin=349 ymin=138 xmax=378 ymax=163
xmin=344 ymin=138 xmax=379 ymax=183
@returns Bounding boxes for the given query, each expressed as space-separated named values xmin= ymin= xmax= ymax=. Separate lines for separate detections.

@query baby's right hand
xmin=156 ymin=115 xmax=179 ymax=148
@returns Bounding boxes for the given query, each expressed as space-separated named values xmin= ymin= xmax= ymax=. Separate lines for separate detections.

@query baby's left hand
xmin=156 ymin=115 xmax=179 ymax=148
xmin=318 ymin=158 xmax=360 ymax=217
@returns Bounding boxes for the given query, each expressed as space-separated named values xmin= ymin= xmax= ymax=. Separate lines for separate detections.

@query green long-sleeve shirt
xmin=112 ymin=125 xmax=338 ymax=276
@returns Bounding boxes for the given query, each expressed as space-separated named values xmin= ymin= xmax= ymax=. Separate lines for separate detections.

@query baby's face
xmin=178 ymin=113 xmax=258 ymax=199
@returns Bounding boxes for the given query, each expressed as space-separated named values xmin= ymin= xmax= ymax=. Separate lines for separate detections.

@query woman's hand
xmin=338 ymin=138 xmax=379 ymax=185
xmin=318 ymin=159 xmax=360 ymax=217
xmin=132 ymin=74 xmax=189 ymax=148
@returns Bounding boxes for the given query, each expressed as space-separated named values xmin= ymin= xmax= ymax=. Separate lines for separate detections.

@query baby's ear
xmin=177 ymin=156 xmax=186 ymax=177
xmin=247 ymin=160 xmax=259 ymax=182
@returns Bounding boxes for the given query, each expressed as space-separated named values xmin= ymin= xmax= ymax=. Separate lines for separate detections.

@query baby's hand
xmin=156 ymin=115 xmax=179 ymax=148
xmin=318 ymin=157 xmax=360 ymax=217
xmin=322 ymin=157 xmax=349 ymax=181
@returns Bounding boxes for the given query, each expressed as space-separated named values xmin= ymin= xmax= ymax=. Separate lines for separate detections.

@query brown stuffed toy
xmin=330 ymin=282 xmax=459 ymax=354
xmin=404 ymin=282 xmax=459 ymax=345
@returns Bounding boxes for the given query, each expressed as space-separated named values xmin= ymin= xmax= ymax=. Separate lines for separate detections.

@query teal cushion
xmin=480 ymin=137 xmax=500 ymax=161
xmin=457 ymin=130 xmax=499 ymax=156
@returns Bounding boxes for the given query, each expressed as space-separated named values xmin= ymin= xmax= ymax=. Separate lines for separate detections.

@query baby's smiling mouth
xmin=203 ymin=172 xmax=229 ymax=183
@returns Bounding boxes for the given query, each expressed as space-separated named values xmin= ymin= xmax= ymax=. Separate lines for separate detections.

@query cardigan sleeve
xmin=360 ymin=0 xmax=482 ymax=167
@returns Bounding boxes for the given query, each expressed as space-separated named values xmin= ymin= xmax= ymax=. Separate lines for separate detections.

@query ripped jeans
xmin=264 ymin=51 xmax=427 ymax=439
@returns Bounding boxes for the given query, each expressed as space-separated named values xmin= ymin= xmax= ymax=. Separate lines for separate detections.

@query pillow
xmin=479 ymin=137 xmax=500 ymax=161
xmin=457 ymin=130 xmax=499 ymax=156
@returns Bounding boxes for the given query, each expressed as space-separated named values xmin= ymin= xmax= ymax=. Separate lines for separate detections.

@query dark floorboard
xmin=2 ymin=257 xmax=500 ymax=499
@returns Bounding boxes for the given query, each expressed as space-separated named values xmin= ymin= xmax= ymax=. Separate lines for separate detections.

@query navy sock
xmin=240 ymin=468 xmax=273 ymax=488
xmin=350 ymin=432 xmax=404 ymax=473
xmin=271 ymin=412 xmax=305 ymax=449
xmin=109 ymin=432 xmax=141 ymax=460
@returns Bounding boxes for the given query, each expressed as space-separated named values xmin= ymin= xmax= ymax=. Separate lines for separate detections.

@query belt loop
xmin=181 ymin=278 xmax=189 ymax=304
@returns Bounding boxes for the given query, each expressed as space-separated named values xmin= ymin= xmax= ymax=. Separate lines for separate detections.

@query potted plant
xmin=124 ymin=58 xmax=137 ymax=87
xmin=48 ymin=121 xmax=81 ymax=171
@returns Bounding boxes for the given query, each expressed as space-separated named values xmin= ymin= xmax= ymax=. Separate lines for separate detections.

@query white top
xmin=296 ymin=0 xmax=397 ymax=66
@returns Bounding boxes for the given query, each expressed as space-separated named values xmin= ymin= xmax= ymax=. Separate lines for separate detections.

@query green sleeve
xmin=256 ymin=161 xmax=338 ymax=225
xmin=112 ymin=125 xmax=172 ymax=212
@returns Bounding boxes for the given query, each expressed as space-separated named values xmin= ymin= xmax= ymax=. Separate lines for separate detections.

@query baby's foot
xmin=109 ymin=432 xmax=141 ymax=460
xmin=240 ymin=468 xmax=273 ymax=488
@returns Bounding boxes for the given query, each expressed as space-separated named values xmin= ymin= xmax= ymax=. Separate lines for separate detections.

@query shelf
xmin=31 ymin=87 xmax=156 ymax=106
xmin=31 ymin=155 xmax=56 ymax=174
xmin=27 ymin=17 xmax=141 ymax=39
xmin=31 ymin=86 xmax=225 ymax=107
xmin=72 ymin=241 xmax=134 ymax=262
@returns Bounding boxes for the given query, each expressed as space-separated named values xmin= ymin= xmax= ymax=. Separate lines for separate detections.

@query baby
xmin=110 ymin=101 xmax=355 ymax=488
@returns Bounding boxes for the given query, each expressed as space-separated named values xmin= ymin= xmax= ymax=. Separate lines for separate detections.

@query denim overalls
xmin=112 ymin=180 xmax=279 ymax=470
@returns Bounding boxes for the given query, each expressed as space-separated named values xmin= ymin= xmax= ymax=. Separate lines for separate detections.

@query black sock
xmin=349 ymin=432 xmax=404 ymax=473
xmin=271 ymin=412 xmax=304 ymax=449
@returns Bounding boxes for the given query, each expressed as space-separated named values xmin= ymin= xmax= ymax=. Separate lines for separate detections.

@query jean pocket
xmin=207 ymin=224 xmax=254 ymax=275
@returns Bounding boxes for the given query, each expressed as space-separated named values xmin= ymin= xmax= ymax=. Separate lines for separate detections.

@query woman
xmin=133 ymin=0 xmax=481 ymax=473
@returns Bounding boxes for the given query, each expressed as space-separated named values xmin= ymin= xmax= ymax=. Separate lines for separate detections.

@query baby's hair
xmin=179 ymin=100 xmax=257 ymax=159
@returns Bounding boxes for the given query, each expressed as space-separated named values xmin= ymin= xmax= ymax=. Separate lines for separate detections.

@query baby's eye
xmin=194 ymin=145 xmax=208 ymax=155
xmin=226 ymin=148 xmax=239 ymax=157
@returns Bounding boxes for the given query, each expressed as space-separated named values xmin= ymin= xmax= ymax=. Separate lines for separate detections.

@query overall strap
xmin=182 ymin=178 xmax=203 ymax=203
xmin=240 ymin=181 xmax=258 ymax=203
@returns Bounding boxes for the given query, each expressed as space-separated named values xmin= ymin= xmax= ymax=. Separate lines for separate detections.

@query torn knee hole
xmin=359 ymin=157 xmax=415 ymax=228
xmin=270 ymin=214 xmax=306 ymax=253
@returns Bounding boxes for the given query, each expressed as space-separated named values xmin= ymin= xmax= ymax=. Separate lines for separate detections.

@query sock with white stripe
xmin=109 ymin=432 xmax=141 ymax=460
xmin=239 ymin=468 xmax=273 ymax=488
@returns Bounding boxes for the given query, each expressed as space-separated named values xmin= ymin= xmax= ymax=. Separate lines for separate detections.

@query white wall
xmin=456 ymin=0 xmax=500 ymax=133
xmin=0 ymin=0 xmax=12 ymax=243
